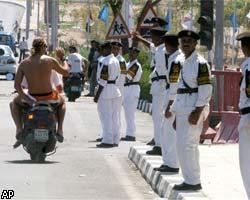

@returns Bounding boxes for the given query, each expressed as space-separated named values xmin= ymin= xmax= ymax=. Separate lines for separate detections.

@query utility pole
xmin=51 ymin=0 xmax=58 ymax=50
xmin=26 ymin=0 xmax=32 ymax=39
xmin=37 ymin=0 xmax=40 ymax=36
xmin=45 ymin=0 xmax=50 ymax=48
xmin=214 ymin=0 xmax=224 ymax=70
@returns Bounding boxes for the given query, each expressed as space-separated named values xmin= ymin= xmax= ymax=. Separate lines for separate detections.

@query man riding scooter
xmin=11 ymin=38 xmax=69 ymax=147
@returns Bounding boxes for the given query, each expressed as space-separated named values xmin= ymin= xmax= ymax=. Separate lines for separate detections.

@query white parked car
xmin=0 ymin=44 xmax=17 ymax=80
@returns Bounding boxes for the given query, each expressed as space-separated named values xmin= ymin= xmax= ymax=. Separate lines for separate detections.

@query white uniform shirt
xmin=171 ymin=51 xmax=212 ymax=115
xmin=167 ymin=49 xmax=182 ymax=101
xmin=150 ymin=43 xmax=168 ymax=95
xmin=125 ymin=59 xmax=142 ymax=98
xmin=67 ymin=53 xmax=85 ymax=73
xmin=97 ymin=54 xmax=121 ymax=99
xmin=239 ymin=57 xmax=250 ymax=109
xmin=116 ymin=54 xmax=127 ymax=87
xmin=96 ymin=55 xmax=104 ymax=81
xmin=163 ymin=49 xmax=182 ymax=108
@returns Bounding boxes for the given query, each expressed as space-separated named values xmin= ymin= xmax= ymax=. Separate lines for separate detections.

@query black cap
xmin=111 ymin=41 xmax=123 ymax=47
xmin=178 ymin=30 xmax=200 ymax=40
xmin=151 ymin=17 xmax=168 ymax=27
xmin=236 ymin=32 xmax=250 ymax=41
xmin=150 ymin=27 xmax=167 ymax=36
xmin=100 ymin=41 xmax=111 ymax=48
xmin=162 ymin=33 xmax=178 ymax=41
xmin=129 ymin=46 xmax=140 ymax=53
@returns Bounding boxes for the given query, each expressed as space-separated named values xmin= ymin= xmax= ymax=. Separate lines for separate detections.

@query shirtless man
xmin=11 ymin=38 xmax=69 ymax=146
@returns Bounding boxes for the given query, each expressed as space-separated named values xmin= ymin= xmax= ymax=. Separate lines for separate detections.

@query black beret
xmin=100 ymin=41 xmax=111 ymax=48
xmin=236 ymin=32 xmax=250 ymax=41
xmin=111 ymin=41 xmax=123 ymax=47
xmin=151 ymin=17 xmax=168 ymax=27
xmin=150 ymin=27 xmax=167 ymax=36
xmin=129 ymin=46 xmax=140 ymax=53
xmin=162 ymin=33 xmax=178 ymax=41
xmin=178 ymin=30 xmax=200 ymax=40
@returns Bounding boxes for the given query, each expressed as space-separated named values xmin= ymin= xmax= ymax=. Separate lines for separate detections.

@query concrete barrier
xmin=128 ymin=146 xmax=209 ymax=200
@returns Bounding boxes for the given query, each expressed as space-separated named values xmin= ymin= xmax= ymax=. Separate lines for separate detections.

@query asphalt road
xmin=0 ymin=79 xmax=158 ymax=200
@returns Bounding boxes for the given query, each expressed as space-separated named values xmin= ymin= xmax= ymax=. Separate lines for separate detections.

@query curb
xmin=128 ymin=146 xmax=209 ymax=200
xmin=137 ymin=99 xmax=152 ymax=114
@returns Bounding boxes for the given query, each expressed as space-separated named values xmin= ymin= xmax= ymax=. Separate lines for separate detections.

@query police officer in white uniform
xmin=96 ymin=43 xmax=106 ymax=142
xmin=154 ymin=34 xmax=181 ymax=172
xmin=111 ymin=41 xmax=127 ymax=99
xmin=94 ymin=41 xmax=121 ymax=148
xmin=236 ymin=32 xmax=250 ymax=199
xmin=171 ymin=30 xmax=212 ymax=191
xmin=133 ymin=26 xmax=167 ymax=155
xmin=121 ymin=47 xmax=142 ymax=141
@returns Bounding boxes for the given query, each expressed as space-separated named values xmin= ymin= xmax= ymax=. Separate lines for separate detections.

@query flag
xmin=246 ymin=11 xmax=250 ymax=19
xmin=181 ymin=10 xmax=193 ymax=29
xmin=165 ymin=7 xmax=172 ymax=31
xmin=98 ymin=4 xmax=109 ymax=23
xmin=86 ymin=11 xmax=94 ymax=33
xmin=229 ymin=12 xmax=239 ymax=33
xmin=121 ymin=0 xmax=134 ymax=32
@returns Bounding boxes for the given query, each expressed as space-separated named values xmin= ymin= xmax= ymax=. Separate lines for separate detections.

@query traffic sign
xmin=106 ymin=12 xmax=131 ymax=40
xmin=137 ymin=5 xmax=158 ymax=29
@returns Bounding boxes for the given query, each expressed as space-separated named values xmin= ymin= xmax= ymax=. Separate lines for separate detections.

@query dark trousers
xmin=19 ymin=49 xmax=25 ymax=63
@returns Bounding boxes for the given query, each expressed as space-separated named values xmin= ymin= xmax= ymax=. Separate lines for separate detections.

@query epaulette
xmin=100 ymin=65 xmax=108 ymax=80
xmin=169 ymin=62 xmax=181 ymax=83
xmin=127 ymin=63 xmax=139 ymax=78
xmin=197 ymin=63 xmax=212 ymax=85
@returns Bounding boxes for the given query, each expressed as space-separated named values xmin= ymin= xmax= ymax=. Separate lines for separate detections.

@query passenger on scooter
xmin=11 ymin=38 xmax=69 ymax=146
xmin=67 ymin=45 xmax=88 ymax=87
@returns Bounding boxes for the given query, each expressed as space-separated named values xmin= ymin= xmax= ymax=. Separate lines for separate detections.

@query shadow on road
xmin=5 ymin=160 xmax=60 ymax=164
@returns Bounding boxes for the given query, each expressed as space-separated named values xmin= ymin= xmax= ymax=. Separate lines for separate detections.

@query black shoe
xmin=173 ymin=182 xmax=202 ymax=191
xmin=146 ymin=146 xmax=162 ymax=155
xmin=84 ymin=93 xmax=94 ymax=97
xmin=56 ymin=133 xmax=64 ymax=143
xmin=13 ymin=140 xmax=22 ymax=149
xmin=96 ymin=137 xmax=103 ymax=142
xmin=113 ymin=144 xmax=118 ymax=147
xmin=96 ymin=143 xmax=114 ymax=148
xmin=146 ymin=138 xmax=155 ymax=146
xmin=120 ymin=135 xmax=136 ymax=141
xmin=154 ymin=165 xmax=179 ymax=173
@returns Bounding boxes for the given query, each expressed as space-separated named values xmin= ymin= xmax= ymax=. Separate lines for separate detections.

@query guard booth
xmin=201 ymin=67 xmax=242 ymax=143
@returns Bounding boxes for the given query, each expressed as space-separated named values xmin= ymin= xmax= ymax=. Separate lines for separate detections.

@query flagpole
xmin=87 ymin=0 xmax=90 ymax=49
xmin=232 ymin=0 xmax=236 ymax=66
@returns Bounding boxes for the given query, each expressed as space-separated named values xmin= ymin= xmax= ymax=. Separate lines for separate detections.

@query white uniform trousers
xmin=238 ymin=114 xmax=250 ymax=199
xmin=99 ymin=97 xmax=122 ymax=145
xmin=176 ymin=113 xmax=203 ymax=185
xmin=97 ymin=100 xmax=105 ymax=138
xmin=161 ymin=114 xmax=179 ymax=168
xmin=123 ymin=96 xmax=139 ymax=137
xmin=152 ymin=94 xmax=164 ymax=147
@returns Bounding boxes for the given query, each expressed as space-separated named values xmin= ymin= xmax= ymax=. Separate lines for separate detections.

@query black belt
xmin=166 ymin=83 xmax=170 ymax=90
xmin=107 ymin=80 xmax=116 ymax=84
xmin=151 ymin=75 xmax=166 ymax=82
xmin=124 ymin=82 xmax=140 ymax=87
xmin=240 ymin=107 xmax=250 ymax=115
xmin=177 ymin=88 xmax=198 ymax=94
